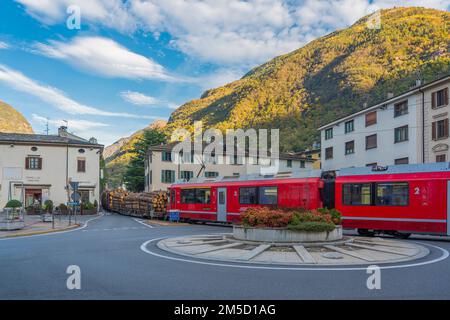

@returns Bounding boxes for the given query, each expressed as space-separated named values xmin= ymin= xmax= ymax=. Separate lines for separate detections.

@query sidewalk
xmin=0 ymin=214 xmax=99 ymax=238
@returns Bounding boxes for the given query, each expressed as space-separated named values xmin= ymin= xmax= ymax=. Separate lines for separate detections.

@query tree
xmin=123 ymin=129 xmax=166 ymax=192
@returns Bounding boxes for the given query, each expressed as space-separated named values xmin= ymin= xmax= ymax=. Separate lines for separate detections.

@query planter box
xmin=233 ymin=225 xmax=343 ymax=243
xmin=0 ymin=220 xmax=25 ymax=231
xmin=81 ymin=208 xmax=98 ymax=215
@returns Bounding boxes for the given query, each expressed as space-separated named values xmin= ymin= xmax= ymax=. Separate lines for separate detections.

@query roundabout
xmin=147 ymin=233 xmax=441 ymax=268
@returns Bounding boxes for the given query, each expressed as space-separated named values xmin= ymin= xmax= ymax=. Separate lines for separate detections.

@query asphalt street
xmin=1 ymin=212 xmax=450 ymax=300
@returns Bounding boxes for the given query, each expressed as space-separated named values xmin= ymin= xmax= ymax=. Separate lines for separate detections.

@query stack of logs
xmin=101 ymin=189 xmax=168 ymax=219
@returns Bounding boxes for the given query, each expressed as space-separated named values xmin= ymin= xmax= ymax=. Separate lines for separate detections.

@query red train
xmin=168 ymin=163 xmax=450 ymax=238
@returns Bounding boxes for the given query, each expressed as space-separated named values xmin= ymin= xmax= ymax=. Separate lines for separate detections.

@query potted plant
xmin=4 ymin=200 xmax=22 ymax=220
xmin=81 ymin=201 xmax=97 ymax=215
xmin=43 ymin=200 xmax=54 ymax=214
xmin=58 ymin=203 xmax=68 ymax=215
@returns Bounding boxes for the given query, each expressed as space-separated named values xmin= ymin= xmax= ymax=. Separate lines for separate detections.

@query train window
xmin=375 ymin=183 xmax=409 ymax=206
xmin=196 ymin=189 xmax=211 ymax=204
xmin=343 ymin=184 xmax=371 ymax=205
xmin=219 ymin=191 xmax=225 ymax=205
xmin=181 ymin=189 xmax=196 ymax=204
xmin=259 ymin=187 xmax=278 ymax=205
xmin=170 ymin=189 xmax=175 ymax=204
xmin=239 ymin=187 xmax=258 ymax=204
xmin=180 ymin=188 xmax=211 ymax=204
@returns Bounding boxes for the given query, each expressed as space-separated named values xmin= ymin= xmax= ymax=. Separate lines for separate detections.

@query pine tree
xmin=124 ymin=129 xmax=166 ymax=192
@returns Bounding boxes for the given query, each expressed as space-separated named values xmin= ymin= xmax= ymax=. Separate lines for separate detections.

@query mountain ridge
xmin=165 ymin=7 xmax=450 ymax=151
xmin=0 ymin=100 xmax=34 ymax=134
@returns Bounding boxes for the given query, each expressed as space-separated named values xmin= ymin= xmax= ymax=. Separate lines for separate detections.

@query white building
xmin=145 ymin=142 xmax=315 ymax=191
xmin=0 ymin=127 xmax=103 ymax=209
xmin=319 ymin=75 xmax=450 ymax=171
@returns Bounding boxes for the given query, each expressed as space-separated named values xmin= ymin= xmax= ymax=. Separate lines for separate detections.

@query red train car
xmin=335 ymin=163 xmax=450 ymax=238
xmin=168 ymin=172 xmax=324 ymax=223
xmin=168 ymin=163 xmax=450 ymax=238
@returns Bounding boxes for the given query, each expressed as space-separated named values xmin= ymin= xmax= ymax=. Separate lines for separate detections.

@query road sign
xmin=70 ymin=192 xmax=81 ymax=202
xmin=69 ymin=181 xmax=79 ymax=190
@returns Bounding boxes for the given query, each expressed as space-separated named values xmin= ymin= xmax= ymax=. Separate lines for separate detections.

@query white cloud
xmin=33 ymin=36 xmax=177 ymax=81
xmin=120 ymin=91 xmax=160 ymax=106
xmin=32 ymin=114 xmax=109 ymax=131
xmin=0 ymin=64 xmax=154 ymax=119
xmin=16 ymin=0 xmax=136 ymax=33
xmin=0 ymin=41 xmax=9 ymax=49
xmin=16 ymin=0 xmax=450 ymax=65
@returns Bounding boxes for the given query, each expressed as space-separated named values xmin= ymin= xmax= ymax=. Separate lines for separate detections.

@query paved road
xmin=1 ymin=213 xmax=450 ymax=299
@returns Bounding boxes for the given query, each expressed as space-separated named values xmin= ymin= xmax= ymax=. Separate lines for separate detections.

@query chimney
xmin=415 ymin=79 xmax=422 ymax=87
xmin=387 ymin=92 xmax=394 ymax=99
xmin=58 ymin=126 xmax=68 ymax=137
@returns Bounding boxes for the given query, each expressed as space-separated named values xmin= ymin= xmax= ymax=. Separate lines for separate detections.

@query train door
xmin=447 ymin=181 xmax=450 ymax=236
xmin=217 ymin=188 xmax=227 ymax=222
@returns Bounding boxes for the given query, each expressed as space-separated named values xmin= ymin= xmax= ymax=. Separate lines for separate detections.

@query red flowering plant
xmin=239 ymin=207 xmax=341 ymax=233
xmin=241 ymin=207 xmax=293 ymax=228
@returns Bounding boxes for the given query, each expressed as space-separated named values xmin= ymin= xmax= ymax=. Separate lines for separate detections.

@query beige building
xmin=0 ymin=127 xmax=103 ymax=209
xmin=319 ymin=75 xmax=450 ymax=171
xmin=145 ymin=142 xmax=315 ymax=191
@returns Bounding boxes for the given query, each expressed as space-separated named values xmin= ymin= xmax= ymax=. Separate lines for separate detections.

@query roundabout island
xmin=157 ymin=233 xmax=430 ymax=266
xmin=157 ymin=207 xmax=431 ymax=266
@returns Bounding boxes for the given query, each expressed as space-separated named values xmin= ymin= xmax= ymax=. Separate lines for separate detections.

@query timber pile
xmin=101 ymin=189 xmax=168 ymax=218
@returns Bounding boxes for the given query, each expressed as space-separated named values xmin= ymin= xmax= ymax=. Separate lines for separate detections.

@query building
xmin=145 ymin=142 xmax=315 ymax=191
xmin=0 ymin=127 xmax=103 ymax=209
xmin=319 ymin=75 xmax=450 ymax=171
xmin=295 ymin=148 xmax=321 ymax=169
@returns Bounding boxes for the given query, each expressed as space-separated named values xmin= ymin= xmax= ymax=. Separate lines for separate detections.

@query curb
xmin=0 ymin=213 xmax=104 ymax=239
xmin=0 ymin=223 xmax=81 ymax=239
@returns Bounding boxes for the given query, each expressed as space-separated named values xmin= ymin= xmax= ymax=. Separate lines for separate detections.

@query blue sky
xmin=0 ymin=0 xmax=448 ymax=146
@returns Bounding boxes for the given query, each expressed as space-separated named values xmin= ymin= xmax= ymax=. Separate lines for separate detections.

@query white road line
xmin=140 ymin=238 xmax=449 ymax=271
xmin=133 ymin=218 xmax=154 ymax=229
xmin=0 ymin=213 xmax=104 ymax=241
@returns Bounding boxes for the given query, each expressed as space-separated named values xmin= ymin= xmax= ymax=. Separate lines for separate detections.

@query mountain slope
xmin=104 ymin=120 xmax=167 ymax=188
xmin=0 ymin=100 xmax=34 ymax=134
xmin=166 ymin=7 xmax=450 ymax=151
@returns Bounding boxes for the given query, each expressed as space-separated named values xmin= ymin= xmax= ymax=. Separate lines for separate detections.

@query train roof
xmin=172 ymin=170 xmax=322 ymax=187
xmin=338 ymin=162 xmax=450 ymax=176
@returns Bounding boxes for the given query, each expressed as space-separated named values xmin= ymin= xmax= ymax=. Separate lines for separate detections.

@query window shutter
xmin=432 ymin=92 xmax=436 ymax=109
xmin=25 ymin=157 xmax=29 ymax=169
xmin=445 ymin=88 xmax=449 ymax=106
xmin=432 ymin=121 xmax=436 ymax=140
xmin=445 ymin=118 xmax=449 ymax=138
xmin=38 ymin=158 xmax=42 ymax=170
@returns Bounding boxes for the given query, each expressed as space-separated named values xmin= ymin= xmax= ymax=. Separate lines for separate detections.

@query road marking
xmin=0 ymin=213 xmax=104 ymax=241
xmin=140 ymin=238 xmax=449 ymax=271
xmin=133 ymin=218 xmax=154 ymax=229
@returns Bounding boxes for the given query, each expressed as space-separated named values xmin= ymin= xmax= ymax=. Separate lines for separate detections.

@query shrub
xmin=5 ymin=200 xmax=22 ymax=208
xmin=317 ymin=208 xmax=342 ymax=225
xmin=44 ymin=200 xmax=54 ymax=213
xmin=287 ymin=221 xmax=336 ymax=232
xmin=59 ymin=203 xmax=68 ymax=210
xmin=93 ymin=200 xmax=98 ymax=208
xmin=240 ymin=207 xmax=342 ymax=233
xmin=241 ymin=207 xmax=293 ymax=228
xmin=82 ymin=202 xmax=95 ymax=210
